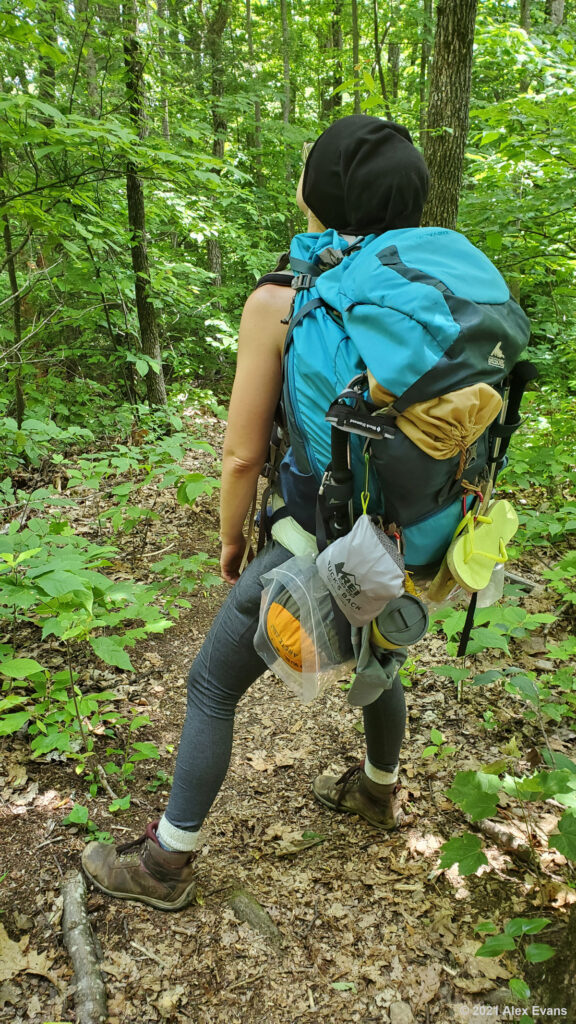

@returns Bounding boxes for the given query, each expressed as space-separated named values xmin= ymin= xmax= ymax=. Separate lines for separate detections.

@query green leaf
xmin=470 ymin=626 xmax=510 ymax=654
xmin=507 ymin=673 xmax=540 ymax=701
xmin=486 ymin=232 xmax=503 ymax=251
xmin=0 ymin=695 xmax=26 ymax=711
xmin=108 ymin=794 xmax=131 ymax=813
xmin=475 ymin=934 xmax=516 ymax=957
xmin=89 ymin=636 xmax=134 ymax=671
xmin=430 ymin=729 xmax=444 ymax=746
xmin=439 ymin=833 xmax=488 ymax=876
xmin=431 ymin=664 xmax=470 ymax=683
xmin=175 ymin=473 xmax=219 ymax=507
xmin=31 ymin=570 xmax=92 ymax=599
xmin=446 ymin=771 xmax=501 ymax=822
xmin=30 ymin=729 xmax=74 ymax=756
xmin=504 ymin=918 xmax=550 ymax=938
xmin=0 ymin=711 xmax=30 ymax=736
xmin=542 ymin=750 xmax=576 ymax=774
xmin=549 ymin=810 xmax=576 ymax=861
xmin=475 ymin=921 xmax=498 ymax=934
xmin=129 ymin=715 xmax=152 ymax=732
xmin=480 ymin=129 xmax=504 ymax=145
xmin=331 ymin=981 xmax=357 ymax=992
xmin=63 ymin=804 xmax=89 ymax=825
xmin=524 ymin=943 xmax=555 ymax=963
xmin=473 ymin=669 xmax=503 ymax=687
xmin=0 ymin=657 xmax=45 ymax=678
xmin=509 ymin=978 xmax=530 ymax=1000
xmin=129 ymin=741 xmax=160 ymax=761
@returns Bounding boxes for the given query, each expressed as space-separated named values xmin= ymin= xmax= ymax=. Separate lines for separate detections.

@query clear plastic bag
xmin=254 ymin=555 xmax=355 ymax=703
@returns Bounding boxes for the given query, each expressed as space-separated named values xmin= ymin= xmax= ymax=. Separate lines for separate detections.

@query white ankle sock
xmin=364 ymin=757 xmax=399 ymax=785
xmin=156 ymin=814 xmax=201 ymax=853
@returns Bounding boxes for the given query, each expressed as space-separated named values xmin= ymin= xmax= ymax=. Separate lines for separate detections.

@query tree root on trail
xmin=61 ymin=870 xmax=108 ymax=1024
xmin=227 ymin=885 xmax=283 ymax=948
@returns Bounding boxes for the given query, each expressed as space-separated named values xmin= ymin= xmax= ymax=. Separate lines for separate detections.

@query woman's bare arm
xmin=219 ymin=284 xmax=291 ymax=583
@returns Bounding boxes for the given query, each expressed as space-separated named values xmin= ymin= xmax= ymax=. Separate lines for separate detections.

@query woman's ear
xmin=296 ymin=170 xmax=307 ymax=214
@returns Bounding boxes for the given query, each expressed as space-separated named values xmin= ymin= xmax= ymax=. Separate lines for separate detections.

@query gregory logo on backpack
xmin=488 ymin=342 xmax=506 ymax=369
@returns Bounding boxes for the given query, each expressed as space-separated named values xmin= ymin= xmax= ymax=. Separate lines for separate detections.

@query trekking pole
xmin=480 ymin=360 xmax=539 ymax=514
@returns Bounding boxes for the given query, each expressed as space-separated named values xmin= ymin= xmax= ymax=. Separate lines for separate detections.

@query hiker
xmin=80 ymin=117 xmax=434 ymax=910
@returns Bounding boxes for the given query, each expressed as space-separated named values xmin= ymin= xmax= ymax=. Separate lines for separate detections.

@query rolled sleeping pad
xmin=265 ymin=586 xmax=342 ymax=673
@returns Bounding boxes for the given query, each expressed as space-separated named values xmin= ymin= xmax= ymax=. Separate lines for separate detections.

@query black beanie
xmin=302 ymin=115 xmax=430 ymax=235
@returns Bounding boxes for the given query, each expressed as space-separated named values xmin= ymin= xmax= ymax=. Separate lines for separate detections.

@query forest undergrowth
xmin=0 ymin=391 xmax=575 ymax=1024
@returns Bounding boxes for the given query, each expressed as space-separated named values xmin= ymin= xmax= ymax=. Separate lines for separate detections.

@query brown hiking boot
xmin=312 ymin=762 xmax=401 ymax=830
xmin=81 ymin=822 xmax=197 ymax=911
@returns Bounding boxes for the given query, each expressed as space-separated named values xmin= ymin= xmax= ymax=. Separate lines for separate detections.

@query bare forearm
xmin=219 ymin=451 xmax=262 ymax=543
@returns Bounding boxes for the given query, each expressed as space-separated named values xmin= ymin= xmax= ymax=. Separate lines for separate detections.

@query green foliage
xmin=446 ymin=765 xmax=576 ymax=864
xmin=421 ymin=728 xmax=456 ymax=760
xmin=549 ymin=810 xmax=576 ymax=861
xmin=446 ymin=771 xmax=501 ymax=822
xmin=473 ymin=914 xmax=554 ymax=1016
xmin=439 ymin=833 xmax=488 ymax=876
xmin=62 ymin=803 xmax=113 ymax=843
xmin=430 ymin=602 xmax=556 ymax=661
xmin=474 ymin=917 xmax=554 ymax=965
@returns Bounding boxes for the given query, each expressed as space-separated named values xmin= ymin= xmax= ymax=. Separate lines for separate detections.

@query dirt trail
xmin=1 ymin=413 xmax=574 ymax=1024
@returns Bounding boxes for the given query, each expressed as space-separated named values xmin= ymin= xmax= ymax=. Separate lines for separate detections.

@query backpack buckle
xmin=292 ymin=273 xmax=314 ymax=290
xmin=326 ymin=395 xmax=396 ymax=441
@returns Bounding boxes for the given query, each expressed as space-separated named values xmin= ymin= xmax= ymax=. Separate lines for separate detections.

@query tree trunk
xmin=157 ymin=0 xmax=171 ymax=141
xmin=123 ymin=0 xmax=167 ymax=407
xmin=319 ymin=1 xmax=343 ymax=120
xmin=332 ymin=3 xmax=343 ymax=114
xmin=372 ymin=0 xmax=392 ymax=118
xmin=421 ymin=0 xmax=478 ymax=230
xmin=279 ymin=0 xmax=294 ymax=235
xmin=76 ymin=0 xmax=99 ymax=117
xmin=419 ymin=0 xmax=433 ymax=144
xmin=0 ymin=144 xmax=25 ymax=427
xmin=351 ymin=0 xmax=361 ymax=114
xmin=545 ymin=0 xmax=564 ymax=25
xmin=245 ymin=0 xmax=263 ymax=183
xmin=38 ymin=6 xmax=56 ymax=127
xmin=388 ymin=42 xmax=400 ymax=101
xmin=205 ymin=2 xmax=230 ymax=297
xmin=280 ymin=0 xmax=291 ymax=126
xmin=520 ymin=0 xmax=531 ymax=32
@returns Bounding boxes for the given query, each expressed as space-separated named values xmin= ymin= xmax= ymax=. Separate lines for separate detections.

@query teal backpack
xmin=260 ymin=226 xmax=533 ymax=573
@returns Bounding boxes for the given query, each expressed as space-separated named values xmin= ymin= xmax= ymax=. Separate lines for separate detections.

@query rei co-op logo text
xmin=327 ymin=561 xmax=362 ymax=612
xmin=488 ymin=340 xmax=506 ymax=369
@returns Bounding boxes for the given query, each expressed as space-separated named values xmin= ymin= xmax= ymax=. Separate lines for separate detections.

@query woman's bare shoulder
xmin=243 ymin=282 xmax=293 ymax=319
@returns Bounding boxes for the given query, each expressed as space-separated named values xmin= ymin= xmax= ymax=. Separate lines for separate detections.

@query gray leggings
xmin=165 ymin=541 xmax=407 ymax=832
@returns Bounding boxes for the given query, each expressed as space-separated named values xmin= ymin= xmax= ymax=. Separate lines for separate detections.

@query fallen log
xmin=227 ymin=885 xmax=283 ymax=948
xmin=61 ymin=870 xmax=107 ymax=1024
xmin=475 ymin=818 xmax=537 ymax=867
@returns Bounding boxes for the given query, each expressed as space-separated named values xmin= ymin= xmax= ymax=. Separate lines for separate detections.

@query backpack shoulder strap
xmin=255 ymin=270 xmax=294 ymax=288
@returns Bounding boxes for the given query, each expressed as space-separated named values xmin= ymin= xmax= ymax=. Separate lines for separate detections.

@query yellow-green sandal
xmin=446 ymin=499 xmax=519 ymax=593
